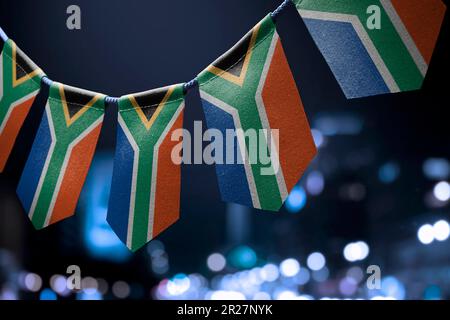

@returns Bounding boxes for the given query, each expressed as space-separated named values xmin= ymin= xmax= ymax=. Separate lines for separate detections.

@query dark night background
xmin=0 ymin=0 xmax=449 ymax=300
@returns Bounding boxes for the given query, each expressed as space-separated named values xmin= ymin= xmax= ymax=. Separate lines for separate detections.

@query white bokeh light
xmin=50 ymin=275 xmax=68 ymax=295
xmin=276 ymin=290 xmax=297 ymax=300
xmin=24 ymin=273 xmax=42 ymax=292
xmin=343 ymin=244 xmax=357 ymax=262
xmin=343 ymin=242 xmax=370 ymax=262
xmin=260 ymin=264 xmax=279 ymax=282
xmin=210 ymin=290 xmax=245 ymax=300
xmin=279 ymin=259 xmax=300 ymax=277
xmin=433 ymin=220 xmax=450 ymax=241
xmin=307 ymin=252 xmax=326 ymax=271
xmin=433 ymin=181 xmax=450 ymax=202
xmin=356 ymin=241 xmax=369 ymax=260
xmin=417 ymin=224 xmax=434 ymax=244
xmin=207 ymin=253 xmax=226 ymax=272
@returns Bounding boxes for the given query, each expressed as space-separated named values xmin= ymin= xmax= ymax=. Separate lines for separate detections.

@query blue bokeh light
xmin=285 ymin=186 xmax=307 ymax=213
xmin=423 ymin=158 xmax=450 ymax=180
xmin=39 ymin=289 xmax=57 ymax=301
xmin=228 ymin=246 xmax=257 ymax=269
xmin=378 ymin=162 xmax=400 ymax=184
xmin=424 ymin=285 xmax=441 ymax=300
xmin=381 ymin=276 xmax=405 ymax=300
xmin=77 ymin=290 xmax=103 ymax=301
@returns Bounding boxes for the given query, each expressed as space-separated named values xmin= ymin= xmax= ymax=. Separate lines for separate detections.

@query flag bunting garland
xmin=0 ymin=0 xmax=446 ymax=250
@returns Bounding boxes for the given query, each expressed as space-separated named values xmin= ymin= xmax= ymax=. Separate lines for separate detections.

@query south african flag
xmin=107 ymin=85 xmax=185 ymax=252
xmin=0 ymin=39 xmax=44 ymax=172
xmin=17 ymin=83 xmax=105 ymax=229
xmin=295 ymin=0 xmax=446 ymax=98
xmin=197 ymin=15 xmax=317 ymax=212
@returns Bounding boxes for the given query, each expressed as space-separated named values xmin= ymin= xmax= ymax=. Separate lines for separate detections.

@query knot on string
xmin=183 ymin=78 xmax=198 ymax=94
xmin=105 ymin=96 xmax=120 ymax=104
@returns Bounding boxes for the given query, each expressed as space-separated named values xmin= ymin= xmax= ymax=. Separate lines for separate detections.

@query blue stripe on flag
xmin=201 ymin=99 xmax=253 ymax=207
xmin=304 ymin=18 xmax=390 ymax=98
xmin=17 ymin=110 xmax=53 ymax=213
xmin=107 ymin=124 xmax=134 ymax=244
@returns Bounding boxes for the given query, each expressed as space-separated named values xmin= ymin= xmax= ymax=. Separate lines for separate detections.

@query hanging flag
xmin=197 ymin=15 xmax=316 ymax=212
xmin=17 ymin=83 xmax=105 ymax=229
xmin=0 ymin=39 xmax=44 ymax=172
xmin=107 ymin=85 xmax=185 ymax=252
xmin=295 ymin=0 xmax=446 ymax=99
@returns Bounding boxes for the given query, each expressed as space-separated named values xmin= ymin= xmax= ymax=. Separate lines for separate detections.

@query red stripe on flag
xmin=152 ymin=109 xmax=184 ymax=238
xmin=50 ymin=123 xmax=102 ymax=225
xmin=262 ymin=39 xmax=316 ymax=193
xmin=391 ymin=0 xmax=446 ymax=64
xmin=0 ymin=96 xmax=36 ymax=172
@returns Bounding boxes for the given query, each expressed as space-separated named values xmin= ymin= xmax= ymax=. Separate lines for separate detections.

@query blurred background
xmin=1 ymin=0 xmax=449 ymax=300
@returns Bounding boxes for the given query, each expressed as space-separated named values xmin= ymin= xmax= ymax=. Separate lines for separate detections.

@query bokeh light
xmin=260 ymin=264 xmax=279 ymax=282
xmin=433 ymin=220 xmax=450 ymax=241
xmin=417 ymin=224 xmax=435 ymax=245
xmin=307 ymin=252 xmax=326 ymax=271
xmin=433 ymin=181 xmax=450 ymax=202
xmin=306 ymin=171 xmax=325 ymax=196
xmin=279 ymin=259 xmax=300 ymax=277
xmin=275 ymin=290 xmax=297 ymax=300
xmin=381 ymin=276 xmax=406 ymax=300
xmin=378 ymin=162 xmax=400 ymax=184
xmin=210 ymin=290 xmax=245 ymax=300
xmin=343 ymin=241 xmax=370 ymax=262
xmin=50 ymin=275 xmax=68 ymax=295
xmin=112 ymin=281 xmax=130 ymax=299
xmin=285 ymin=186 xmax=307 ymax=213
xmin=339 ymin=277 xmax=358 ymax=296
xmin=311 ymin=267 xmax=329 ymax=282
xmin=423 ymin=159 xmax=449 ymax=180
xmin=294 ymin=268 xmax=310 ymax=285
xmin=39 ymin=289 xmax=57 ymax=301
xmin=424 ymin=285 xmax=441 ymax=300
xmin=167 ymin=274 xmax=191 ymax=296
xmin=228 ymin=246 xmax=257 ymax=269
xmin=24 ymin=273 xmax=42 ymax=292
xmin=207 ymin=253 xmax=226 ymax=272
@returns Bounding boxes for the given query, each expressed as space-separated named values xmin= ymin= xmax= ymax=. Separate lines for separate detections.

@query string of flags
xmin=0 ymin=0 xmax=446 ymax=251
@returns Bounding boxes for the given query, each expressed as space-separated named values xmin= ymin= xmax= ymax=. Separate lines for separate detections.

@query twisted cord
xmin=183 ymin=78 xmax=198 ymax=94
xmin=0 ymin=26 xmax=8 ymax=42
